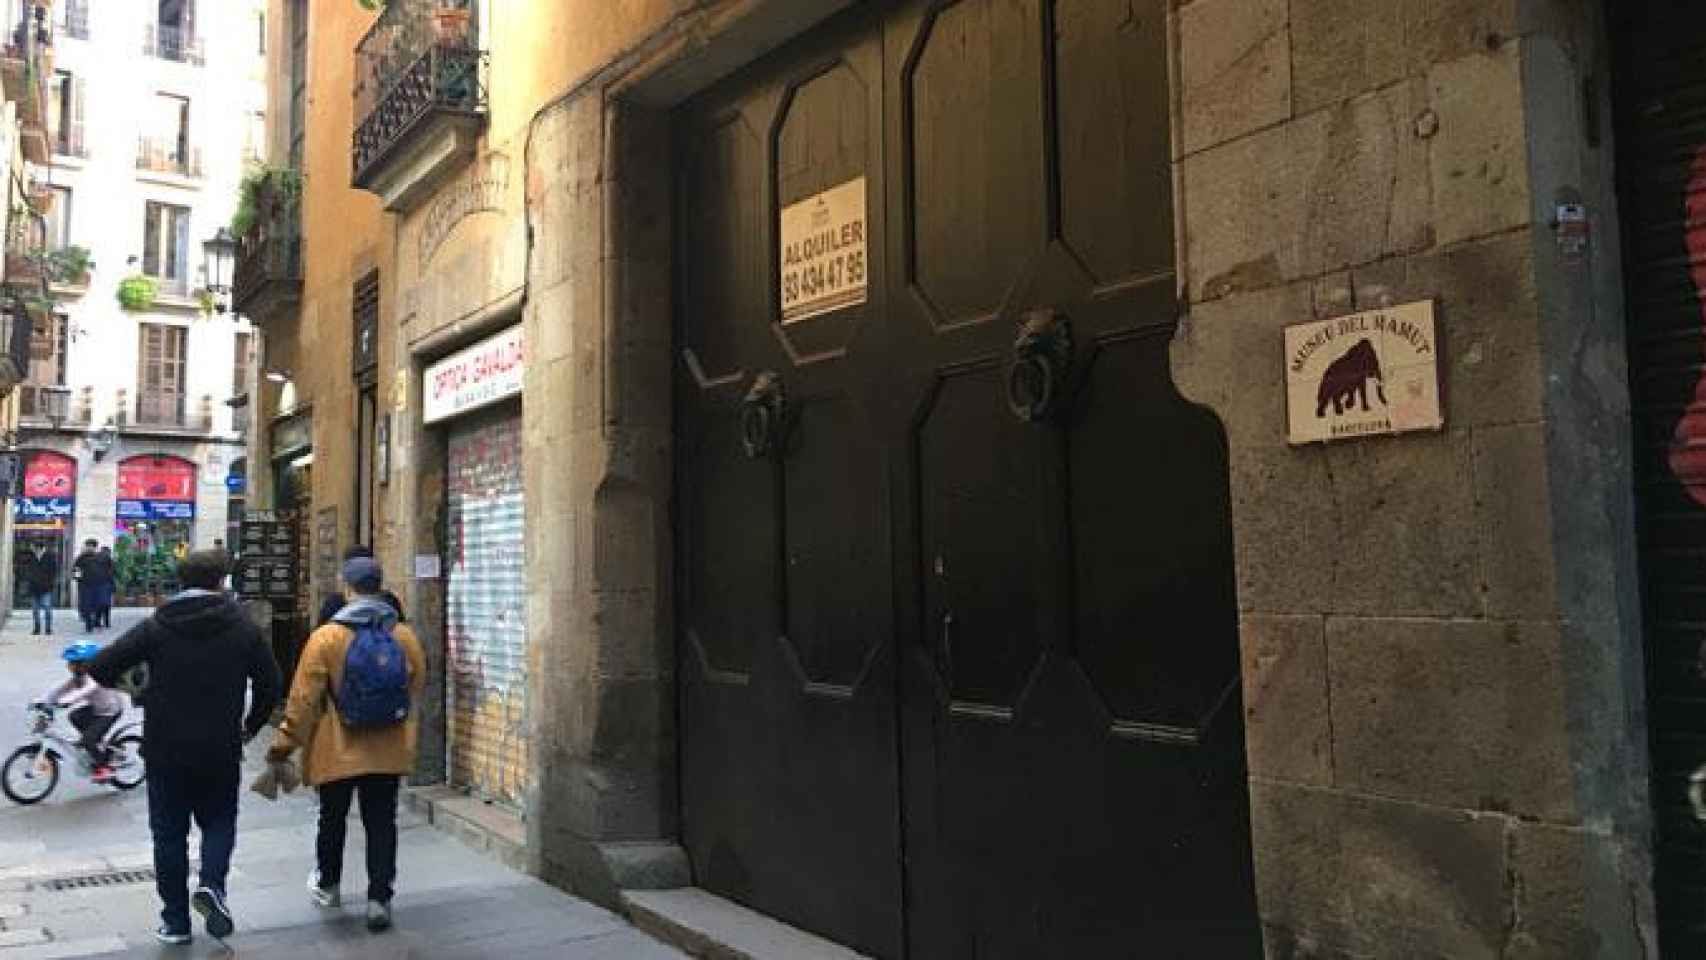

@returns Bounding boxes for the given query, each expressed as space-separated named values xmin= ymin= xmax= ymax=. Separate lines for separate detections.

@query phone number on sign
xmin=783 ymin=251 xmax=866 ymax=311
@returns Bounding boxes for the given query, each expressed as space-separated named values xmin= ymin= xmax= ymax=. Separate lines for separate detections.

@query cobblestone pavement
xmin=0 ymin=609 xmax=683 ymax=959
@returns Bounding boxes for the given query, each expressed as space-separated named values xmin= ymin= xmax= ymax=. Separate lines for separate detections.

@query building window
xmin=19 ymin=312 xmax=69 ymax=420
xmin=232 ymin=330 xmax=251 ymax=399
xmin=44 ymin=186 xmax=70 ymax=249
xmin=288 ymin=0 xmax=306 ymax=171
xmin=244 ymin=109 xmax=265 ymax=164
xmin=57 ymin=0 xmax=88 ymax=41
xmin=49 ymin=71 xmax=84 ymax=157
xmin=142 ymin=201 xmax=191 ymax=295
xmin=138 ymin=92 xmax=195 ymax=175
xmin=256 ymin=10 xmax=265 ymax=55
xmin=137 ymin=323 xmax=187 ymax=426
xmin=353 ymin=270 xmax=378 ymax=375
xmin=147 ymin=0 xmax=198 ymax=63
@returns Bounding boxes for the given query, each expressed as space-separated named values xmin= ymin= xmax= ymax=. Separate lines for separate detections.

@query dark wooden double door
xmin=675 ymin=2 xmax=1259 ymax=956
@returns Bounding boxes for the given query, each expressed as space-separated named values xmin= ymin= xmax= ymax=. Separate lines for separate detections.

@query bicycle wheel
xmin=2 ymin=746 xmax=59 ymax=805
xmin=106 ymin=735 xmax=145 ymax=790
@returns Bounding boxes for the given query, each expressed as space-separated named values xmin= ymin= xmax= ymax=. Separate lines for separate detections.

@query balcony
xmin=124 ymin=388 xmax=214 ymax=433
xmin=2 ymin=12 xmax=54 ymax=163
xmin=54 ymin=122 xmax=86 ymax=160
xmin=0 ymin=292 xmax=33 ymax=394
xmin=232 ymin=189 xmax=302 ymax=323
xmin=18 ymin=384 xmax=88 ymax=426
xmin=136 ymin=137 xmax=203 ymax=180
xmin=59 ymin=2 xmax=87 ymax=41
xmin=142 ymin=23 xmax=202 ymax=66
xmin=352 ymin=0 xmax=487 ymax=212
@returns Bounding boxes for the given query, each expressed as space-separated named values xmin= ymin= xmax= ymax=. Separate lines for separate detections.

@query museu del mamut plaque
xmin=1285 ymin=300 xmax=1443 ymax=444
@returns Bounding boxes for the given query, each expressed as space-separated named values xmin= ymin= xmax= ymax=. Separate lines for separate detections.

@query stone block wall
xmin=1170 ymin=0 xmax=1652 ymax=955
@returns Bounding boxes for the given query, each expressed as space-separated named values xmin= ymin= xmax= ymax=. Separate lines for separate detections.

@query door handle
xmin=1006 ymin=309 xmax=1073 ymax=423
xmin=741 ymin=370 xmax=788 ymax=459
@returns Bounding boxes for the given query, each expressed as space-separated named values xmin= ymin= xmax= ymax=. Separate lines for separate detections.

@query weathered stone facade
xmin=258 ymin=0 xmax=1659 ymax=955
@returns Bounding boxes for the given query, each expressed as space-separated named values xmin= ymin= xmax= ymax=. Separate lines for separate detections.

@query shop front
xmin=425 ymin=324 xmax=527 ymax=810
xmin=112 ymin=455 xmax=196 ymax=603
xmin=11 ymin=450 xmax=76 ymax=608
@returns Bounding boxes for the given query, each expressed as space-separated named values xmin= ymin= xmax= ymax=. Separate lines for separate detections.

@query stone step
xmin=403 ymin=785 xmax=526 ymax=872
xmin=622 ymin=888 xmax=869 ymax=960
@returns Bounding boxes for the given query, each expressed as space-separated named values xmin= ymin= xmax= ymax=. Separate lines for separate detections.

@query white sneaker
xmin=307 ymin=869 xmax=340 ymax=908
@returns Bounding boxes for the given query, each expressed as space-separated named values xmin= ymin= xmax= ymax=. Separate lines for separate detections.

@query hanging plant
xmin=231 ymin=166 xmax=303 ymax=237
xmin=116 ymin=274 xmax=158 ymax=312
xmin=195 ymin=287 xmax=216 ymax=316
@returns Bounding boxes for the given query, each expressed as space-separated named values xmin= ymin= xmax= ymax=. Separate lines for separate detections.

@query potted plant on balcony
xmin=45 ymin=245 xmax=93 ymax=287
xmin=116 ymin=273 xmax=158 ymax=313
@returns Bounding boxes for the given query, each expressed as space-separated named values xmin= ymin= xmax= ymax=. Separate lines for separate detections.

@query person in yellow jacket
xmin=266 ymin=557 xmax=425 ymax=933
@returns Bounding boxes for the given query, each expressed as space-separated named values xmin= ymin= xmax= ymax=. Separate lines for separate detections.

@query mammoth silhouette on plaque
xmin=1316 ymin=338 xmax=1388 ymax=417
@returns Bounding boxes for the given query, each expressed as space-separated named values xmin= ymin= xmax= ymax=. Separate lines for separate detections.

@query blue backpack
xmin=337 ymin=623 xmax=411 ymax=728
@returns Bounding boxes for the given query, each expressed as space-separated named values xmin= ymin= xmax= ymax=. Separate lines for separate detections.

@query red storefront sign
xmin=116 ymin=456 xmax=196 ymax=502
xmin=22 ymin=451 xmax=76 ymax=499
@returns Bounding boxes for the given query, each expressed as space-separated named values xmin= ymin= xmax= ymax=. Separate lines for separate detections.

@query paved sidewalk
xmin=0 ymin=611 xmax=684 ymax=959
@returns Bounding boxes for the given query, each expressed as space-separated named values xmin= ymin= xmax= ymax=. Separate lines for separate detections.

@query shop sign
xmin=424 ymin=325 xmax=525 ymax=424
xmin=21 ymin=451 xmax=75 ymax=499
xmin=117 ymin=457 xmax=196 ymax=501
xmin=117 ymin=499 xmax=196 ymax=521
xmin=1285 ymin=300 xmax=1443 ymax=444
xmin=13 ymin=497 xmax=73 ymax=520
xmin=780 ymin=176 xmax=868 ymax=324
xmin=226 ymin=474 xmax=246 ymax=494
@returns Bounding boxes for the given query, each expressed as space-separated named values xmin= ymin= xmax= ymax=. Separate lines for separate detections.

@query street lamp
xmin=201 ymin=228 xmax=237 ymax=314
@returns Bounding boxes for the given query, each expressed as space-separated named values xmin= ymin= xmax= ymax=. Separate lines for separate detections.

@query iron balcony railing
xmin=60 ymin=2 xmax=88 ymax=41
xmin=136 ymin=137 xmax=203 ymax=178
xmin=233 ymin=203 xmax=303 ymax=317
xmin=142 ymin=23 xmax=203 ymax=66
xmin=352 ymin=1 xmax=487 ymax=186
xmin=134 ymin=390 xmax=213 ymax=431
xmin=18 ymin=384 xmax=86 ymax=424
xmin=0 ymin=292 xmax=32 ymax=388
xmin=56 ymin=122 xmax=87 ymax=159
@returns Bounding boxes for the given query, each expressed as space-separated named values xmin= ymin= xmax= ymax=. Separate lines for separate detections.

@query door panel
xmin=675 ymin=12 xmax=903 ymax=958
xmin=886 ymin=0 xmax=1259 ymax=955
xmin=676 ymin=1 xmax=1259 ymax=956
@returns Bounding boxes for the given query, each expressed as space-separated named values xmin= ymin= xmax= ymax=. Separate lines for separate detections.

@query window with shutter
xmin=142 ymin=202 xmax=191 ymax=294
xmin=137 ymin=323 xmax=187 ymax=426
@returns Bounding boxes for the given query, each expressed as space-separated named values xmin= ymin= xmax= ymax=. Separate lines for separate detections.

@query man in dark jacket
xmin=92 ymin=546 xmax=115 ymax=628
xmin=89 ymin=550 xmax=281 ymax=947
xmin=72 ymin=540 xmax=99 ymax=632
xmin=22 ymin=544 xmax=57 ymax=635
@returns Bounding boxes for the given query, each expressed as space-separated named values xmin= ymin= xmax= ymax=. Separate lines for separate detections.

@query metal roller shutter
xmin=1615 ymin=6 xmax=1706 ymax=953
xmin=445 ymin=405 xmax=528 ymax=810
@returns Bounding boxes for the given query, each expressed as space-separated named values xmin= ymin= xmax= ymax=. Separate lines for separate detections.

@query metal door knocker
xmin=741 ymin=371 xmax=789 ymax=459
xmin=1006 ymin=310 xmax=1073 ymax=423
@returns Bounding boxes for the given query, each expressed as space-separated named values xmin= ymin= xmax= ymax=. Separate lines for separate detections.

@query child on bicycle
xmin=41 ymin=642 xmax=127 ymax=782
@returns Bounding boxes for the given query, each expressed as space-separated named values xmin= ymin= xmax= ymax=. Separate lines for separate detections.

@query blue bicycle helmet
xmin=61 ymin=642 xmax=100 ymax=664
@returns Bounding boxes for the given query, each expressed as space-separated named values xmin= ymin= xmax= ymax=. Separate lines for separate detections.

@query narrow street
xmin=0 ymin=610 xmax=683 ymax=959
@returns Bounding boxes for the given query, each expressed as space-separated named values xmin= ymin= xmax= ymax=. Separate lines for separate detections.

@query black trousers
xmin=316 ymin=774 xmax=401 ymax=904
xmin=67 ymin=706 xmax=117 ymax=762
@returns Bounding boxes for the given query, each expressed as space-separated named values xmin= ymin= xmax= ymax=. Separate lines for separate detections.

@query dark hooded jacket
xmin=89 ymin=591 xmax=281 ymax=766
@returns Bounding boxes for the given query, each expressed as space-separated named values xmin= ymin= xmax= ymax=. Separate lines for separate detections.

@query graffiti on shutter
xmin=445 ymin=410 xmax=527 ymax=809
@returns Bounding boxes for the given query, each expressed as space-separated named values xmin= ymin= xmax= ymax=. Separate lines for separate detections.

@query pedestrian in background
xmin=269 ymin=556 xmax=424 ymax=934
xmin=72 ymin=539 xmax=100 ymax=632
xmin=23 ymin=544 xmax=57 ymax=636
xmin=88 ymin=550 xmax=281 ymax=946
xmin=316 ymin=546 xmax=406 ymax=626
xmin=93 ymin=546 xmax=115 ymax=628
